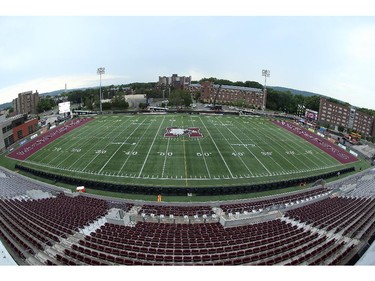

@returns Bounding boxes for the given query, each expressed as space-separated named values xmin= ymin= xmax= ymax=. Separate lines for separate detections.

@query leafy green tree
xmin=244 ymin=81 xmax=263 ymax=89
xmin=304 ymin=95 xmax=320 ymax=112
xmin=358 ymin=108 xmax=375 ymax=116
xmin=37 ymin=97 xmax=56 ymax=113
xmin=102 ymin=103 xmax=112 ymax=110
xmin=84 ymin=96 xmax=93 ymax=110
xmin=168 ymin=89 xmax=192 ymax=108
xmin=193 ymin=91 xmax=201 ymax=102
xmin=139 ymin=102 xmax=147 ymax=110
xmin=198 ymin=77 xmax=263 ymax=89
xmin=112 ymin=94 xmax=129 ymax=110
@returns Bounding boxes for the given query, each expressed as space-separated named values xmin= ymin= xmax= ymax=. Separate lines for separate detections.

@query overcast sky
xmin=1 ymin=1 xmax=375 ymax=110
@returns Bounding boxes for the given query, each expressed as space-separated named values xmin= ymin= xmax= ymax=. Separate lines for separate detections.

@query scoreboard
xmin=305 ymin=108 xmax=318 ymax=121
xmin=58 ymin=101 xmax=71 ymax=114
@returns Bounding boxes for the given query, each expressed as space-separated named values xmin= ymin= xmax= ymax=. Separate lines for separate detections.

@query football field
xmin=20 ymin=114 xmax=347 ymax=188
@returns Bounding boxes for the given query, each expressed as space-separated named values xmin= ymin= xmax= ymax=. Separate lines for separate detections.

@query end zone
xmin=7 ymin=118 xmax=94 ymax=161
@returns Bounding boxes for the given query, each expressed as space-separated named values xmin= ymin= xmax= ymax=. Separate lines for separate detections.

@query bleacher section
xmin=139 ymin=204 xmax=215 ymax=217
xmin=1 ymin=166 xmax=375 ymax=265
xmin=0 ymin=168 xmax=60 ymax=199
xmin=220 ymin=187 xmax=330 ymax=215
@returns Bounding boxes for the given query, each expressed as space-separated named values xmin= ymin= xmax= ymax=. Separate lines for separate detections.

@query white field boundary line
xmin=161 ymin=118 xmax=174 ymax=178
xmin=255 ymin=119 xmax=334 ymax=170
xmin=265 ymin=120 xmax=333 ymax=167
xmin=264 ymin=123 xmax=328 ymax=167
xmin=248 ymin=120 xmax=309 ymax=170
xmin=188 ymin=115 xmax=212 ymax=179
xmin=30 ymin=118 xmax=102 ymax=164
xmin=99 ymin=118 xmax=149 ymax=174
xmin=229 ymin=117 xmax=289 ymax=173
xmin=198 ymin=116 xmax=234 ymax=178
xmin=215 ymin=116 xmax=271 ymax=176
xmin=80 ymin=117 xmax=141 ymax=172
xmin=196 ymin=135 xmax=212 ymax=179
xmin=22 ymin=159 xmax=343 ymax=181
xmin=21 ymin=116 xmax=346 ymax=183
xmin=213 ymin=118 xmax=255 ymax=177
xmin=181 ymin=116 xmax=189 ymax=186
xmin=138 ymin=115 xmax=166 ymax=177
xmin=116 ymin=117 xmax=157 ymax=176
xmin=45 ymin=119 xmax=110 ymax=167
xmin=246 ymin=119 xmax=313 ymax=170
xmin=269 ymin=121 xmax=332 ymax=166
xmin=231 ymin=118 xmax=293 ymax=172
xmin=66 ymin=117 xmax=134 ymax=170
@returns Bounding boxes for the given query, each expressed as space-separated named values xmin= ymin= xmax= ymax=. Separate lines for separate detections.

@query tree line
xmin=266 ymin=88 xmax=321 ymax=114
xmin=37 ymin=96 xmax=56 ymax=113
xmin=197 ymin=77 xmax=264 ymax=89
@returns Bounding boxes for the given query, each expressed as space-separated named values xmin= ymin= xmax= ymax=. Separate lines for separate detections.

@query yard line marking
xmin=247 ymin=120 xmax=312 ymax=169
xmin=215 ymin=117 xmax=266 ymax=176
xmin=81 ymin=116 xmax=140 ymax=172
xmin=53 ymin=119 xmax=113 ymax=167
xmin=161 ymin=118 xmax=174 ymax=178
xmin=188 ymin=115 xmax=211 ymax=179
xmin=138 ymin=115 xmax=166 ymax=177
xmin=198 ymin=116 xmax=234 ymax=178
xmin=182 ymin=135 xmax=188 ymax=186
xmin=254 ymin=120 xmax=330 ymax=168
xmin=99 ymin=118 xmax=148 ymax=174
xmin=32 ymin=118 xmax=106 ymax=164
xmin=196 ymin=138 xmax=211 ymax=178
xmin=67 ymin=117 xmax=134 ymax=170
xmin=230 ymin=118 xmax=291 ymax=172
xmin=117 ymin=117 xmax=156 ymax=175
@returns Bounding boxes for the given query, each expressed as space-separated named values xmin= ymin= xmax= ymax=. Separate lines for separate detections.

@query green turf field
xmin=19 ymin=114 xmax=349 ymax=188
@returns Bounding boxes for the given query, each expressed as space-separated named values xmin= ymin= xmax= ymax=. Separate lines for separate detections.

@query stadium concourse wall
xmin=14 ymin=163 xmax=355 ymax=196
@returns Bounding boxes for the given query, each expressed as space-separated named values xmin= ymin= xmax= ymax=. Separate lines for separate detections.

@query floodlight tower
xmin=97 ymin=67 xmax=105 ymax=113
xmin=261 ymin=69 xmax=270 ymax=113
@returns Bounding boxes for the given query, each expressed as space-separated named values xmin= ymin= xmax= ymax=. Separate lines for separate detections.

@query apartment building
xmin=318 ymin=97 xmax=375 ymax=137
xmin=188 ymin=81 xmax=266 ymax=109
xmin=158 ymin=74 xmax=192 ymax=90
xmin=12 ymin=90 xmax=40 ymax=115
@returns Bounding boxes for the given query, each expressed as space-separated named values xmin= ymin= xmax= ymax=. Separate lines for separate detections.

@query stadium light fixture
xmin=261 ymin=69 xmax=270 ymax=112
xmin=97 ymin=67 xmax=105 ymax=113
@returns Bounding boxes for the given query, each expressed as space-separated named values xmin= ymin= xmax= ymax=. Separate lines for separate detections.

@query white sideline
xmin=198 ymin=116 xmax=234 ymax=178
xmin=138 ymin=116 xmax=166 ymax=177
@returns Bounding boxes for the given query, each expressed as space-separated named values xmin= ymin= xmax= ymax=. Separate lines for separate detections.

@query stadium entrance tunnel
xmin=15 ymin=164 xmax=355 ymax=196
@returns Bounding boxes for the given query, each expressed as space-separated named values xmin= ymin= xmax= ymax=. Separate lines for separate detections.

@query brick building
xmin=158 ymin=74 xmax=192 ymax=90
xmin=12 ymin=118 xmax=39 ymax=143
xmin=188 ymin=81 xmax=266 ymax=109
xmin=12 ymin=90 xmax=40 ymax=115
xmin=318 ymin=97 xmax=375 ymax=137
xmin=0 ymin=114 xmax=39 ymax=151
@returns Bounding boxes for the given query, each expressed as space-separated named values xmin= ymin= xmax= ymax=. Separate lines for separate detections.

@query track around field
xmin=8 ymin=118 xmax=94 ymax=161
xmin=273 ymin=120 xmax=358 ymax=164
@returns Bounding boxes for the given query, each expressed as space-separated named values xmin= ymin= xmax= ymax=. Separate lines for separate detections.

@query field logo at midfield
xmin=164 ymin=127 xmax=203 ymax=138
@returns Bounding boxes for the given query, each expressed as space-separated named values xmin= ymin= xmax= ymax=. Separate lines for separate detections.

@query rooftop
xmin=189 ymin=83 xmax=263 ymax=93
